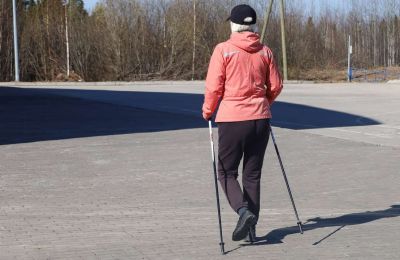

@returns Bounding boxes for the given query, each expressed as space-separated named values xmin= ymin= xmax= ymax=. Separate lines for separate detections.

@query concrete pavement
xmin=0 ymin=82 xmax=399 ymax=259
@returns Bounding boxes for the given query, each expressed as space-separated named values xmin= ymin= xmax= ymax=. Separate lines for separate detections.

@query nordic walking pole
xmin=208 ymin=120 xmax=225 ymax=254
xmin=269 ymin=124 xmax=303 ymax=234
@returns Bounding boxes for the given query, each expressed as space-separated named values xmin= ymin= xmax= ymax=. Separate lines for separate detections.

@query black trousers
xmin=217 ymin=119 xmax=270 ymax=219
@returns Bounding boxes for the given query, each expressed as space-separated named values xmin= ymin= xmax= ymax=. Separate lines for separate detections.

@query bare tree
xmin=1 ymin=0 xmax=399 ymax=82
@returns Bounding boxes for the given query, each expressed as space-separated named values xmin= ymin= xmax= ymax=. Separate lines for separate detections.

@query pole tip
xmin=220 ymin=242 xmax=225 ymax=255
xmin=297 ymin=222 xmax=304 ymax=234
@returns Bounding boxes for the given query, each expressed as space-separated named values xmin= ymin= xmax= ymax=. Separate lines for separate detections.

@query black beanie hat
xmin=227 ymin=4 xmax=257 ymax=25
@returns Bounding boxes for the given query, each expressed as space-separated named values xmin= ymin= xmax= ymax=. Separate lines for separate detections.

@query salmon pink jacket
xmin=202 ymin=31 xmax=283 ymax=122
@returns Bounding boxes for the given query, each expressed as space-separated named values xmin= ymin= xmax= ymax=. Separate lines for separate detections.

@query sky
xmin=82 ymin=0 xmax=98 ymax=12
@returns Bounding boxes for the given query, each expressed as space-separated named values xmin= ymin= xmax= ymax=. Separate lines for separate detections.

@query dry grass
xmin=293 ymin=66 xmax=400 ymax=82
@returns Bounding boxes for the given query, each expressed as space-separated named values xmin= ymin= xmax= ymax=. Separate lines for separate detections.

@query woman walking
xmin=202 ymin=4 xmax=283 ymax=242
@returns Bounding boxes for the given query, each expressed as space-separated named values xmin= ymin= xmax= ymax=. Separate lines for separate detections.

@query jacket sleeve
xmin=265 ymin=49 xmax=283 ymax=105
xmin=202 ymin=45 xmax=226 ymax=120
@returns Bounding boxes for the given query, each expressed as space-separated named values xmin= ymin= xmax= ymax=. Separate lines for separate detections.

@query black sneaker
xmin=245 ymin=225 xmax=256 ymax=243
xmin=232 ymin=210 xmax=257 ymax=241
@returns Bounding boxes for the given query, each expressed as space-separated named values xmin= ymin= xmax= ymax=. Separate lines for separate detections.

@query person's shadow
xmin=245 ymin=205 xmax=400 ymax=246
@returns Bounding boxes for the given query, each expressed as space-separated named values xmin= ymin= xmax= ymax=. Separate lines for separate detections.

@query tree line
xmin=0 ymin=0 xmax=399 ymax=82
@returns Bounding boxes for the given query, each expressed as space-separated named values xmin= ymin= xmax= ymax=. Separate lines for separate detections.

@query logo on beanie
xmin=244 ymin=17 xmax=253 ymax=23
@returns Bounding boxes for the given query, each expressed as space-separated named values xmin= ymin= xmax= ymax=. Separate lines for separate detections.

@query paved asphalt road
xmin=0 ymin=82 xmax=399 ymax=259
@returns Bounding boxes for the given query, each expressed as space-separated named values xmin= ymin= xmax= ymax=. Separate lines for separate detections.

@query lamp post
xmin=347 ymin=35 xmax=352 ymax=82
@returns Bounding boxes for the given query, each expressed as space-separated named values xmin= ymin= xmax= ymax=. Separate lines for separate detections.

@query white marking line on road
xmin=274 ymin=120 xmax=393 ymax=138
xmin=328 ymin=127 xmax=392 ymax=138
xmin=374 ymin=124 xmax=400 ymax=130
xmin=370 ymin=110 xmax=400 ymax=117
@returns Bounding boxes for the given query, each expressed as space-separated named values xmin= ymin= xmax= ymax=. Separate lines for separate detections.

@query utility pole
xmin=64 ymin=0 xmax=70 ymax=78
xmin=12 ymin=0 xmax=20 ymax=81
xmin=191 ymin=0 xmax=196 ymax=81
xmin=279 ymin=0 xmax=288 ymax=81
xmin=261 ymin=0 xmax=274 ymax=44
xmin=261 ymin=0 xmax=288 ymax=81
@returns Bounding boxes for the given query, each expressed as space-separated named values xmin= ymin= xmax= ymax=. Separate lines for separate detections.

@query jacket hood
xmin=228 ymin=32 xmax=263 ymax=53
